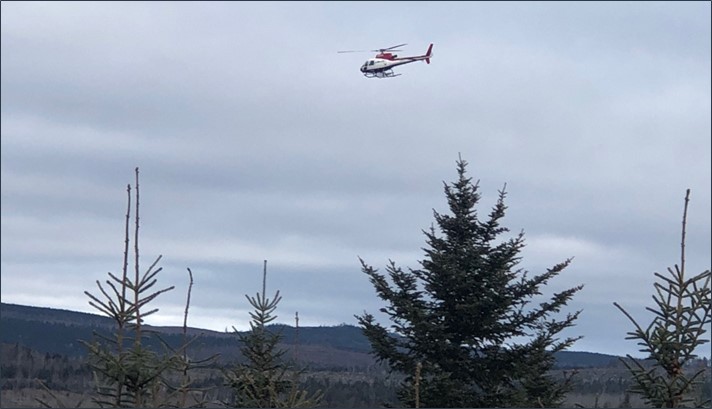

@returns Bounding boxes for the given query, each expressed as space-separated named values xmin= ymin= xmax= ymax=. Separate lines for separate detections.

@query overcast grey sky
xmin=2 ymin=1 xmax=710 ymax=357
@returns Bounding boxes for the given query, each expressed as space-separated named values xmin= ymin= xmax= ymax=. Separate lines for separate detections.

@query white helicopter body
xmin=339 ymin=43 xmax=434 ymax=78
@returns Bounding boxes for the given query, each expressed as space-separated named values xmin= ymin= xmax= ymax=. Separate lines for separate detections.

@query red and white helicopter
xmin=338 ymin=43 xmax=434 ymax=78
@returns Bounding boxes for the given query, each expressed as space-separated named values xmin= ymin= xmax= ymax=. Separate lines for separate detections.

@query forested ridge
xmin=1 ymin=302 xmax=621 ymax=367
xmin=2 ymin=304 xmax=710 ymax=408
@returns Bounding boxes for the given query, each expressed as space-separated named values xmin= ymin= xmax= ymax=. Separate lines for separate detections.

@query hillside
xmin=1 ymin=302 xmax=621 ymax=369
xmin=4 ymin=302 xmax=711 ymax=408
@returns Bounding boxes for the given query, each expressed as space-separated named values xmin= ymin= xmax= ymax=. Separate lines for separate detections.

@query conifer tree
xmin=614 ymin=189 xmax=711 ymax=408
xmin=82 ymin=168 xmax=214 ymax=407
xmin=82 ymin=168 xmax=175 ymax=407
xmin=356 ymin=156 xmax=583 ymax=408
xmin=224 ymin=260 xmax=321 ymax=408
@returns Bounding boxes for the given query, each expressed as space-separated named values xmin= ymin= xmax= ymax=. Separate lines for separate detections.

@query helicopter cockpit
xmin=360 ymin=60 xmax=375 ymax=73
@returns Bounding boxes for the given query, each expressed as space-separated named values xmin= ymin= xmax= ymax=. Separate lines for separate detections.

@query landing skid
xmin=364 ymin=70 xmax=401 ymax=78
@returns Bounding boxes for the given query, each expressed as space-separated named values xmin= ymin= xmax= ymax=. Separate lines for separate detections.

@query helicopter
xmin=338 ymin=43 xmax=433 ymax=78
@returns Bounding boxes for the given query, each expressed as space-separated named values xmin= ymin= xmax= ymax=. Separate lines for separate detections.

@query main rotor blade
xmin=373 ymin=43 xmax=407 ymax=52
xmin=337 ymin=50 xmax=370 ymax=53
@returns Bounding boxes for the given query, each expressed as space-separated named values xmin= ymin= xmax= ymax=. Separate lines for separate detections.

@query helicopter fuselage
xmin=359 ymin=44 xmax=433 ymax=78
xmin=360 ymin=58 xmax=414 ymax=76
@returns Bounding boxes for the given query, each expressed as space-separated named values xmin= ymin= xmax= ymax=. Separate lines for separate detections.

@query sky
xmin=1 ymin=1 xmax=710 ymax=358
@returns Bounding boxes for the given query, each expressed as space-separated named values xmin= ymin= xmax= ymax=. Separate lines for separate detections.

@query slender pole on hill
xmin=295 ymin=311 xmax=300 ymax=364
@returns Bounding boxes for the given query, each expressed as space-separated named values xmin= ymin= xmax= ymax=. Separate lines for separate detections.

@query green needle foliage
xmin=614 ymin=189 xmax=711 ymax=408
xmin=224 ymin=260 xmax=321 ymax=408
xmin=356 ymin=156 xmax=583 ymax=408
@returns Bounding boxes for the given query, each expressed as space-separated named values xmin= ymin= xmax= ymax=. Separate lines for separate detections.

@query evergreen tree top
xmin=357 ymin=156 xmax=583 ymax=408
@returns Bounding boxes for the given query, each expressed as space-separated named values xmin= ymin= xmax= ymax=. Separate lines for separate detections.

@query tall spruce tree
xmin=356 ymin=157 xmax=583 ymax=408
xmin=82 ymin=168 xmax=175 ymax=408
xmin=81 ymin=168 xmax=214 ymax=408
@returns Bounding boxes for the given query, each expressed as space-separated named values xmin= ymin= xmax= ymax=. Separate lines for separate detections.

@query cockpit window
xmin=369 ymin=60 xmax=375 ymax=66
